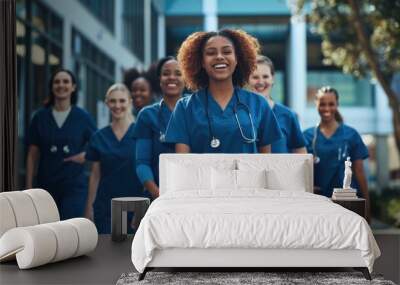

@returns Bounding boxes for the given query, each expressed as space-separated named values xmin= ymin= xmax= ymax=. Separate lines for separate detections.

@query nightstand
xmin=111 ymin=197 xmax=150 ymax=242
xmin=331 ymin=198 xmax=366 ymax=219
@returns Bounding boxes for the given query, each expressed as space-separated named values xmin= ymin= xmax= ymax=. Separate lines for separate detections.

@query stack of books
xmin=332 ymin=188 xmax=358 ymax=200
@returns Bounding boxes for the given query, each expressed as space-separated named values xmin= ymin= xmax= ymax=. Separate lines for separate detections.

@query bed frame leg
xmin=138 ymin=268 xmax=148 ymax=281
xmin=354 ymin=267 xmax=371 ymax=280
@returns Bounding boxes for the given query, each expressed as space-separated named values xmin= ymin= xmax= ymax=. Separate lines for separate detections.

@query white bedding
xmin=131 ymin=190 xmax=380 ymax=273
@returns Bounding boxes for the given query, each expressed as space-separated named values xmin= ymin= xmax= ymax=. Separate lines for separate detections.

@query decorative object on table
xmin=116 ymin=271 xmax=395 ymax=285
xmin=332 ymin=188 xmax=358 ymax=200
xmin=343 ymin=156 xmax=352 ymax=189
xmin=0 ymin=189 xmax=98 ymax=269
xmin=111 ymin=197 xmax=150 ymax=242
xmin=331 ymin=158 xmax=366 ymax=218
xmin=332 ymin=157 xmax=358 ymax=200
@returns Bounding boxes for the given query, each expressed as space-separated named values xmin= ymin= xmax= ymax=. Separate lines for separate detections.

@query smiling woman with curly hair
xmin=178 ymin=29 xmax=259 ymax=91
xmin=165 ymin=29 xmax=282 ymax=154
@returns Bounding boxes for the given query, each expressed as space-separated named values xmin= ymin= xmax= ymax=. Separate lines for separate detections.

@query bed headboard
xmin=159 ymin=154 xmax=314 ymax=195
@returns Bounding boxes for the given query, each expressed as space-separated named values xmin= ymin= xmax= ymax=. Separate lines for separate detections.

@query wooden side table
xmin=111 ymin=197 xmax=150 ymax=242
xmin=331 ymin=198 xmax=366 ymax=219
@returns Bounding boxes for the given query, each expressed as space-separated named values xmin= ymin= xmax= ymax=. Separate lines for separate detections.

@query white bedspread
xmin=131 ymin=190 xmax=380 ymax=273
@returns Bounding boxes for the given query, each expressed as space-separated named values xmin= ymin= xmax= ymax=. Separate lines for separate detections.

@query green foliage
xmin=370 ymin=188 xmax=400 ymax=228
xmin=388 ymin=198 xmax=400 ymax=227
xmin=305 ymin=0 xmax=400 ymax=80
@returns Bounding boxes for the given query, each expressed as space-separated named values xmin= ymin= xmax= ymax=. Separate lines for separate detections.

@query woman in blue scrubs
xmin=134 ymin=56 xmax=185 ymax=198
xmin=248 ymin=55 xmax=306 ymax=154
xmin=165 ymin=30 xmax=282 ymax=153
xmin=85 ymin=83 xmax=144 ymax=233
xmin=303 ymin=86 xmax=370 ymax=221
xmin=26 ymin=69 xmax=96 ymax=220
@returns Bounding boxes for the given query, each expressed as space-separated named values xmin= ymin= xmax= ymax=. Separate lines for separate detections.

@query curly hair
xmin=123 ymin=67 xmax=153 ymax=96
xmin=177 ymin=29 xmax=260 ymax=91
xmin=123 ymin=67 xmax=141 ymax=90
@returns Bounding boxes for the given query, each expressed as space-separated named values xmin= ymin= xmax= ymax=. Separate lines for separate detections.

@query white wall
xmin=287 ymin=15 xmax=307 ymax=127
xmin=203 ymin=0 xmax=218 ymax=31
xmin=41 ymin=0 xmax=145 ymax=128
xmin=41 ymin=0 xmax=144 ymax=78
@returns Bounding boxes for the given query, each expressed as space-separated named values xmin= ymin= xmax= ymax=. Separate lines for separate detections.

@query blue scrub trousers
xmin=94 ymin=199 xmax=134 ymax=234
xmin=45 ymin=181 xmax=88 ymax=220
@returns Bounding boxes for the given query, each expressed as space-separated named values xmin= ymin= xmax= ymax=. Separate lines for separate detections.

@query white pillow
xmin=212 ymin=168 xmax=237 ymax=190
xmin=266 ymin=168 xmax=307 ymax=192
xmin=236 ymin=169 xmax=267 ymax=189
xmin=167 ymin=162 xmax=212 ymax=191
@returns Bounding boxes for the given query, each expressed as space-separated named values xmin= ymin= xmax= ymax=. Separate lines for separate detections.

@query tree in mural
xmin=295 ymin=0 xmax=400 ymax=155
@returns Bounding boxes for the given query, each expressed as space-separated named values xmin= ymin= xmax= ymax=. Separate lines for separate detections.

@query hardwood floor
xmin=1 ymin=231 xmax=399 ymax=285
xmin=0 ymin=235 xmax=133 ymax=285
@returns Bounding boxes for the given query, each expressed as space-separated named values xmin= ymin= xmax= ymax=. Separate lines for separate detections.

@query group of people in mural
xmin=26 ymin=29 xmax=370 ymax=234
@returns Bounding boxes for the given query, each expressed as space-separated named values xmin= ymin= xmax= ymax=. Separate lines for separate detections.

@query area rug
xmin=116 ymin=271 xmax=395 ymax=285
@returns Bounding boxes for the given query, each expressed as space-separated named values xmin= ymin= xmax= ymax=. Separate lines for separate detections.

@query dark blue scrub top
xmin=85 ymin=123 xmax=144 ymax=211
xmin=165 ymin=88 xmax=282 ymax=153
xmin=133 ymin=101 xmax=175 ymax=185
xmin=303 ymin=124 xmax=369 ymax=197
xmin=27 ymin=106 xmax=96 ymax=188
xmin=271 ymin=103 xmax=306 ymax=153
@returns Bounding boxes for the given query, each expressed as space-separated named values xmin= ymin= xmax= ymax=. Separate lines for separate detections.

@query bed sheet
xmin=131 ymin=190 xmax=380 ymax=273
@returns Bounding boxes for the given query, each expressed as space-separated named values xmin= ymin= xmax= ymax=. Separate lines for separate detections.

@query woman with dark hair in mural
xmin=123 ymin=68 xmax=154 ymax=115
xmin=303 ymin=86 xmax=370 ymax=222
xmin=165 ymin=29 xmax=282 ymax=153
xmin=133 ymin=56 xmax=185 ymax=198
xmin=26 ymin=68 xmax=97 ymax=220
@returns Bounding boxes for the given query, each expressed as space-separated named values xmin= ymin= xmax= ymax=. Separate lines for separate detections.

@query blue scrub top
xmin=271 ymin=103 xmax=306 ymax=153
xmin=85 ymin=123 xmax=144 ymax=213
xmin=27 ymin=106 xmax=96 ymax=188
xmin=165 ymin=88 xmax=282 ymax=153
xmin=133 ymin=101 xmax=175 ymax=185
xmin=303 ymin=124 xmax=369 ymax=197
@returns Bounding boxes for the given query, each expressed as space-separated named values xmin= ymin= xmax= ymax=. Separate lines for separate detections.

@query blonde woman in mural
xmin=84 ymin=83 xmax=145 ymax=233
xmin=248 ymin=55 xmax=306 ymax=154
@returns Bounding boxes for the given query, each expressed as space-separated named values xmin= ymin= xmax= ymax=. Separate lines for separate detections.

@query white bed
xmin=131 ymin=154 xmax=380 ymax=280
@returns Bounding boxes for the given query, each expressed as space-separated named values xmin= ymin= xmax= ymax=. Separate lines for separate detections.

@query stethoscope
xmin=50 ymin=110 xmax=71 ymax=155
xmin=312 ymin=124 xmax=348 ymax=164
xmin=158 ymin=100 xmax=167 ymax=143
xmin=205 ymin=88 xmax=256 ymax=149
xmin=50 ymin=145 xmax=70 ymax=154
